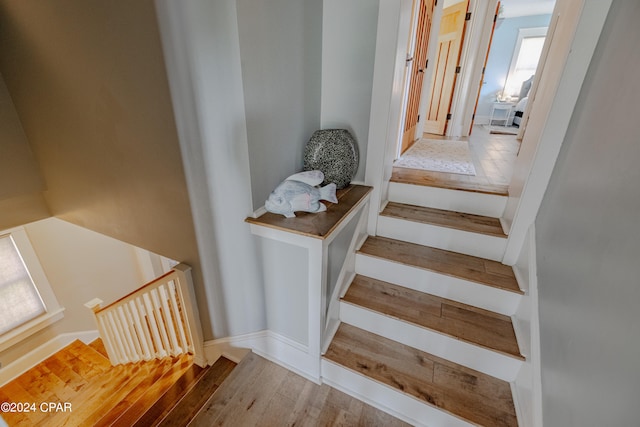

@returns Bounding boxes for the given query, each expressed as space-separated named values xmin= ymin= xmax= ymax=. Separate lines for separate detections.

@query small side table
xmin=490 ymin=102 xmax=515 ymax=126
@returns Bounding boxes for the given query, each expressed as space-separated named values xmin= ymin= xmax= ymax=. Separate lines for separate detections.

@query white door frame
xmin=365 ymin=0 xmax=613 ymax=262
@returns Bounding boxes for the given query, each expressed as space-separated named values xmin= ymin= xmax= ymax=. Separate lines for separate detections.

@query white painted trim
xmin=448 ymin=0 xmax=499 ymax=137
xmin=528 ymin=225 xmax=543 ymax=427
xmin=355 ymin=253 xmax=521 ymax=316
xmin=502 ymin=0 xmax=614 ymax=265
xmin=377 ymin=215 xmax=507 ymax=261
xmin=340 ymin=301 xmax=522 ymax=381
xmin=0 ymin=308 xmax=65 ymax=353
xmin=204 ymin=330 xmax=321 ymax=384
xmin=365 ymin=0 xmax=414 ymax=236
xmin=250 ymin=205 xmax=268 ymax=219
xmin=0 ymin=330 xmax=99 ymax=386
xmin=388 ymin=182 xmax=507 ymax=217
xmin=322 ymin=359 xmax=474 ymax=427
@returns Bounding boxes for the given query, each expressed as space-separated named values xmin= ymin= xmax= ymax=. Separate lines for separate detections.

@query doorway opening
xmin=394 ymin=0 xmax=555 ymax=193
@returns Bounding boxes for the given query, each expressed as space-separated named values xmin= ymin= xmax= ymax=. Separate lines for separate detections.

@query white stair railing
xmin=85 ymin=263 xmax=207 ymax=367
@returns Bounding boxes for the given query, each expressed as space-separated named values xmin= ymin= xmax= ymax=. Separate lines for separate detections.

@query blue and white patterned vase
xmin=303 ymin=129 xmax=359 ymax=189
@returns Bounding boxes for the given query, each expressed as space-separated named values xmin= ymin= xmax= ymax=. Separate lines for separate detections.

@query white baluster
xmin=159 ymin=283 xmax=182 ymax=355
xmin=150 ymin=288 xmax=171 ymax=355
xmin=168 ymin=280 xmax=190 ymax=351
xmin=129 ymin=299 xmax=151 ymax=361
xmin=143 ymin=291 xmax=167 ymax=358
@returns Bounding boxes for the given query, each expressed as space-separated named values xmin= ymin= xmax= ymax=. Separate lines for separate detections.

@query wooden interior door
xmin=400 ymin=0 xmax=435 ymax=154
xmin=469 ymin=2 xmax=500 ymax=135
xmin=423 ymin=0 xmax=469 ymax=136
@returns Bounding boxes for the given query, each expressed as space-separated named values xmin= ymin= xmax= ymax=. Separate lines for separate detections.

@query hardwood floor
xmin=0 ymin=339 xmax=200 ymax=427
xmin=393 ymin=125 xmax=519 ymax=195
xmin=0 ymin=341 xmax=407 ymax=427
xmin=189 ymin=352 xmax=410 ymax=426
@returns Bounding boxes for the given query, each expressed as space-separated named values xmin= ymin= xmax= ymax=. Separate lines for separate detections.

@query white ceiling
xmin=442 ymin=0 xmax=556 ymax=18
xmin=500 ymin=0 xmax=556 ymax=18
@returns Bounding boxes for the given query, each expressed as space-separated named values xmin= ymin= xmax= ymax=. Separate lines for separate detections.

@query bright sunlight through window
xmin=503 ymin=27 xmax=548 ymax=98
xmin=0 ymin=234 xmax=45 ymax=335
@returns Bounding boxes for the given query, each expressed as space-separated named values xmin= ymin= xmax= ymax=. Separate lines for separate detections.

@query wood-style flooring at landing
xmin=189 ymin=352 xmax=410 ymax=427
xmin=394 ymin=125 xmax=519 ymax=195
xmin=0 ymin=339 xmax=202 ymax=427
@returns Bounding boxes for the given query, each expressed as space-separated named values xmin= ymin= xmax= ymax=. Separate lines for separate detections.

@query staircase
xmin=322 ymin=177 xmax=525 ymax=426
xmin=0 ymin=339 xmax=235 ymax=426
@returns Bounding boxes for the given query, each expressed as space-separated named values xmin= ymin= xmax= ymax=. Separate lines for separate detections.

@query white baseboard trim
xmin=204 ymin=330 xmax=321 ymax=384
xmin=0 ymin=330 xmax=99 ymax=386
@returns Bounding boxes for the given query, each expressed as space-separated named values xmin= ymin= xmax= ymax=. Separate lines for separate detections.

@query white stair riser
xmin=377 ymin=215 xmax=507 ymax=261
xmin=340 ymin=301 xmax=522 ymax=382
xmin=355 ymin=254 xmax=521 ymax=316
xmin=388 ymin=182 xmax=507 ymax=218
xmin=322 ymin=359 xmax=474 ymax=427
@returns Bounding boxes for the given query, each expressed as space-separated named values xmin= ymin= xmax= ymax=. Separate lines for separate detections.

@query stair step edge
xmin=322 ymin=358 xmax=475 ymax=427
xmin=380 ymin=204 xmax=507 ymax=238
xmin=356 ymin=236 xmax=523 ymax=295
xmin=340 ymin=299 xmax=524 ymax=361
xmin=324 ymin=324 xmax=519 ymax=426
xmin=355 ymin=249 xmax=523 ymax=295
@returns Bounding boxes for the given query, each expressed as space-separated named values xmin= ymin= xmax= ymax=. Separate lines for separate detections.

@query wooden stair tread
xmin=154 ymin=357 xmax=237 ymax=426
xmin=343 ymin=275 xmax=523 ymax=358
xmin=381 ymin=202 xmax=506 ymax=237
xmin=88 ymin=337 xmax=109 ymax=359
xmin=358 ymin=236 xmax=522 ymax=294
xmin=108 ymin=355 xmax=196 ymax=427
xmin=324 ymin=324 xmax=518 ymax=427
xmin=92 ymin=356 xmax=194 ymax=427
xmin=391 ymin=167 xmax=509 ymax=196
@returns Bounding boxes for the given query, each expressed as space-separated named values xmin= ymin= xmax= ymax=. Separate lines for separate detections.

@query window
xmin=0 ymin=227 xmax=64 ymax=351
xmin=0 ymin=235 xmax=45 ymax=334
xmin=503 ymin=27 xmax=548 ymax=98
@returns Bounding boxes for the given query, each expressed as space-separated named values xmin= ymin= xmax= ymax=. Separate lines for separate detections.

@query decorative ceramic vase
xmin=303 ymin=129 xmax=358 ymax=189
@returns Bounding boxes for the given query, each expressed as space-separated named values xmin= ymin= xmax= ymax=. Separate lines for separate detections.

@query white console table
xmin=490 ymin=101 xmax=516 ymax=126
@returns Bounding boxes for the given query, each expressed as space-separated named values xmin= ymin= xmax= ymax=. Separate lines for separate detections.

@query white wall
xmin=321 ymin=0 xmax=379 ymax=183
xmin=0 ymin=218 xmax=150 ymax=367
xmin=237 ymin=0 xmax=323 ymax=210
xmin=536 ymin=1 xmax=640 ymax=425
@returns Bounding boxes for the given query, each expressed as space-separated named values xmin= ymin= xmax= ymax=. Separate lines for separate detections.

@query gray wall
xmin=535 ymin=1 xmax=640 ymax=425
xmin=0 ymin=0 xmax=209 ymax=337
xmin=321 ymin=0 xmax=379 ymax=184
xmin=0 ymin=72 xmax=49 ymax=229
xmin=237 ymin=0 xmax=323 ymax=210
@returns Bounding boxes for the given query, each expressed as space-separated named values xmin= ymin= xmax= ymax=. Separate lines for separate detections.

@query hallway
xmin=393 ymin=125 xmax=519 ymax=195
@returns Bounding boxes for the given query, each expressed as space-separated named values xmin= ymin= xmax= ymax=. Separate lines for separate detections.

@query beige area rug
xmin=394 ymin=139 xmax=476 ymax=176
xmin=483 ymin=124 xmax=519 ymax=135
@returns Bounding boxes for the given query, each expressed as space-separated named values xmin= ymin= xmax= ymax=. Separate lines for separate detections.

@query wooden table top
xmin=245 ymin=184 xmax=372 ymax=240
